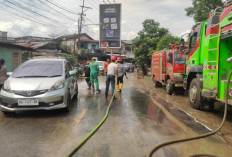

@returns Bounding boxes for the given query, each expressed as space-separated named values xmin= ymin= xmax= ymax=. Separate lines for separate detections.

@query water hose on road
xmin=67 ymin=79 xmax=117 ymax=157
xmin=148 ymin=69 xmax=232 ymax=157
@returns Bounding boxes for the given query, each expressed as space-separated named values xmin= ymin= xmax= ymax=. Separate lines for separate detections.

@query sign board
xmin=99 ymin=4 xmax=121 ymax=48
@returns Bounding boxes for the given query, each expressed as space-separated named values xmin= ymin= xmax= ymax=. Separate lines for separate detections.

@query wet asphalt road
xmin=0 ymin=73 xmax=232 ymax=157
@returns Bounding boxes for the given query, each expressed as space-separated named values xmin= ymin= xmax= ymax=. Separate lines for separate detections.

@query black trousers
xmin=105 ymin=75 xmax=115 ymax=96
xmin=117 ymin=76 xmax=123 ymax=85
xmin=0 ymin=84 xmax=2 ymax=90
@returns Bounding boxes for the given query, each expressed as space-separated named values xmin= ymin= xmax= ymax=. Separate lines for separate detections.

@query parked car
xmin=123 ymin=63 xmax=135 ymax=72
xmin=0 ymin=58 xmax=78 ymax=116
xmin=96 ymin=61 xmax=105 ymax=75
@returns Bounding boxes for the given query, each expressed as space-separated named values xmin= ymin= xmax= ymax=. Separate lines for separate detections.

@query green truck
xmin=183 ymin=2 xmax=232 ymax=110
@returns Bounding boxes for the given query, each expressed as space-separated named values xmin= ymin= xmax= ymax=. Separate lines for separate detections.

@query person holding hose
xmin=116 ymin=57 xmax=127 ymax=93
xmin=105 ymin=56 xmax=117 ymax=99
xmin=89 ymin=57 xmax=101 ymax=92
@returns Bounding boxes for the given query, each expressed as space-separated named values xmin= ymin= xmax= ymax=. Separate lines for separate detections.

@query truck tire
xmin=166 ymin=79 xmax=174 ymax=95
xmin=189 ymin=78 xmax=203 ymax=110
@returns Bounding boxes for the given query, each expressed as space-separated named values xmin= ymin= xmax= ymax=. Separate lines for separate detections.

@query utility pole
xmin=78 ymin=0 xmax=92 ymax=53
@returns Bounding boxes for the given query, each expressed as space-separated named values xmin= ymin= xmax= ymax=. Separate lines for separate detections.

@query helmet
xmin=116 ymin=57 xmax=122 ymax=62
xmin=92 ymin=57 xmax=96 ymax=60
xmin=111 ymin=56 xmax=116 ymax=61
xmin=87 ymin=61 xmax=90 ymax=64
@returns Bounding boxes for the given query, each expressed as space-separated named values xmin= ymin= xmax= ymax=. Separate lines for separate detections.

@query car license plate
xmin=18 ymin=99 xmax=39 ymax=106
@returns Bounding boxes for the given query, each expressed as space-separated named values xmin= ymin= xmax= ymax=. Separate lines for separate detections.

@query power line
xmin=46 ymin=0 xmax=79 ymax=15
xmin=5 ymin=0 xmax=65 ymax=25
xmin=0 ymin=3 xmax=60 ymax=28
xmin=35 ymin=0 xmax=77 ymax=22
xmin=0 ymin=5 xmax=59 ymax=29
xmin=86 ymin=0 xmax=98 ymax=10
xmin=17 ymin=0 xmax=71 ymax=23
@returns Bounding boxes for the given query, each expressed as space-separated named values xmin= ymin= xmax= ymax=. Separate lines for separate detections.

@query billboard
xmin=99 ymin=4 xmax=121 ymax=48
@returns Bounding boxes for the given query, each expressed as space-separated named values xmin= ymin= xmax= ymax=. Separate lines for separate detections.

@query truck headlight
xmin=49 ymin=80 xmax=65 ymax=92
xmin=2 ymin=80 xmax=12 ymax=93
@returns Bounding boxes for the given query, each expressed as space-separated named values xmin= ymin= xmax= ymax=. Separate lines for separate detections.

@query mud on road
xmin=139 ymin=75 xmax=232 ymax=146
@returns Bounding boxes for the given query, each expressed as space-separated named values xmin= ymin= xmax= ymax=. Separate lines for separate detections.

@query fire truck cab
xmin=151 ymin=46 xmax=186 ymax=95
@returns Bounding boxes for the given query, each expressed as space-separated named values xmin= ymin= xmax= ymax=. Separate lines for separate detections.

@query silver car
xmin=95 ymin=61 xmax=105 ymax=75
xmin=0 ymin=58 xmax=78 ymax=116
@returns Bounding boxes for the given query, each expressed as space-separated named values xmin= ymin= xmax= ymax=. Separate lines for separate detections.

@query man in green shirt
xmin=89 ymin=57 xmax=101 ymax=92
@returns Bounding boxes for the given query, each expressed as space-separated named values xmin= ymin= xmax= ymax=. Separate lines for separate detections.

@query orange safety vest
xmin=104 ymin=62 xmax=109 ymax=72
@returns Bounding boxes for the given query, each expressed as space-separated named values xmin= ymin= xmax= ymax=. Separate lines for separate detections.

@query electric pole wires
xmin=77 ymin=0 xmax=92 ymax=51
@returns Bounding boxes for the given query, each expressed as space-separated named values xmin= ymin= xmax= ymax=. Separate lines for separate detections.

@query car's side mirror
xmin=7 ymin=72 xmax=13 ymax=76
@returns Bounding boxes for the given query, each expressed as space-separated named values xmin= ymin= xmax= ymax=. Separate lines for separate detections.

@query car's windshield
xmin=174 ymin=51 xmax=186 ymax=64
xmin=13 ymin=60 xmax=63 ymax=78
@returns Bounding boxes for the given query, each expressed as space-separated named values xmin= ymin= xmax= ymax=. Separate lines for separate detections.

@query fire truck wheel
xmin=189 ymin=78 xmax=203 ymax=110
xmin=166 ymin=79 xmax=174 ymax=95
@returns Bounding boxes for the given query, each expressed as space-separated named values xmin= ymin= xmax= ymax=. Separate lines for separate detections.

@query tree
xmin=185 ymin=0 xmax=223 ymax=23
xmin=132 ymin=19 xmax=168 ymax=75
xmin=156 ymin=33 xmax=180 ymax=51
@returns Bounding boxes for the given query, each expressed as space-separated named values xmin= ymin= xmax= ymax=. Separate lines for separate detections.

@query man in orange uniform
xmin=104 ymin=59 xmax=110 ymax=76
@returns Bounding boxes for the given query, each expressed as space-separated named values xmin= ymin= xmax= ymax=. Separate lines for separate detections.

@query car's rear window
xmin=13 ymin=60 xmax=63 ymax=78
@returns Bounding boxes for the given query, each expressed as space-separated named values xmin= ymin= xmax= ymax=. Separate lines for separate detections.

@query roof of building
xmin=56 ymin=33 xmax=94 ymax=41
xmin=122 ymin=40 xmax=132 ymax=45
xmin=0 ymin=42 xmax=33 ymax=51
xmin=15 ymin=36 xmax=52 ymax=40
xmin=15 ymin=42 xmax=50 ymax=49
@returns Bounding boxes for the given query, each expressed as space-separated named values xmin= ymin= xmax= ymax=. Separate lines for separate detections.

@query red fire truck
xmin=151 ymin=46 xmax=186 ymax=95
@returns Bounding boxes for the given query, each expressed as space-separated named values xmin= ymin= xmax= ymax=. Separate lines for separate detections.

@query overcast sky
xmin=0 ymin=0 xmax=194 ymax=40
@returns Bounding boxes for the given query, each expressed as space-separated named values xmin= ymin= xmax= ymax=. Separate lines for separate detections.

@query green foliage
xmin=61 ymin=45 xmax=70 ymax=51
xmin=22 ymin=51 xmax=30 ymax=62
xmin=185 ymin=0 xmax=223 ymax=22
xmin=156 ymin=33 xmax=180 ymax=51
xmin=63 ymin=54 xmax=76 ymax=66
xmin=132 ymin=19 xmax=168 ymax=75
xmin=79 ymin=48 xmax=88 ymax=60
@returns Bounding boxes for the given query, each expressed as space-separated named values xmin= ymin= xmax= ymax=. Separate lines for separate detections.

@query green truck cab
xmin=184 ymin=4 xmax=232 ymax=110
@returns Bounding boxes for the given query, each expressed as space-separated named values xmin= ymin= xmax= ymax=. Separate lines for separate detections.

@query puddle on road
xmin=127 ymin=88 xmax=211 ymax=136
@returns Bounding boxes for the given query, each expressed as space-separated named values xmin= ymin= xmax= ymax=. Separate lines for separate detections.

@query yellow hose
xmin=67 ymin=79 xmax=117 ymax=157
xmin=148 ymin=69 xmax=231 ymax=157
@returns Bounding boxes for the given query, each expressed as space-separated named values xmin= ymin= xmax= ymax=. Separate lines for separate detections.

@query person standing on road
xmin=89 ymin=57 xmax=101 ymax=92
xmin=105 ymin=56 xmax=117 ymax=99
xmin=104 ymin=59 xmax=110 ymax=76
xmin=84 ymin=61 xmax=91 ymax=90
xmin=116 ymin=57 xmax=127 ymax=93
xmin=0 ymin=59 xmax=8 ymax=90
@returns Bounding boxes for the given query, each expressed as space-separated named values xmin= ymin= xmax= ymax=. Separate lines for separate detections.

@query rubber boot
xmin=119 ymin=83 xmax=123 ymax=93
xmin=117 ymin=85 xmax=120 ymax=92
